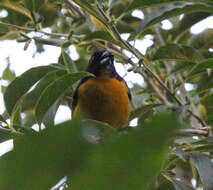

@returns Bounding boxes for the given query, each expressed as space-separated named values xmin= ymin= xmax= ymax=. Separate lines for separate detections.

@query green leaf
xmin=199 ymin=49 xmax=213 ymax=59
xmin=22 ymin=69 xmax=67 ymax=127
xmin=152 ymin=43 xmax=203 ymax=63
xmin=72 ymin=114 xmax=179 ymax=190
xmin=196 ymin=72 xmax=213 ymax=94
xmin=201 ymin=93 xmax=213 ymax=114
xmin=2 ymin=64 xmax=16 ymax=82
xmin=42 ymin=99 xmax=60 ymax=127
xmin=22 ymin=69 xmax=67 ymax=113
xmin=0 ymin=115 xmax=8 ymax=125
xmin=190 ymin=29 xmax=213 ymax=49
xmin=23 ymin=39 xmax=32 ymax=51
xmin=72 ymin=0 xmax=107 ymax=28
xmin=0 ymin=133 xmax=11 ymax=144
xmin=0 ymin=114 xmax=179 ymax=189
xmin=188 ymin=58 xmax=213 ymax=79
xmin=35 ymin=72 xmax=92 ymax=124
xmin=172 ymin=179 xmax=195 ymax=190
xmin=61 ymin=50 xmax=78 ymax=73
xmin=173 ymin=12 xmax=211 ymax=40
xmin=206 ymin=113 xmax=213 ymax=125
xmin=24 ymin=0 xmax=46 ymax=12
xmin=0 ymin=119 xmax=91 ymax=189
xmin=138 ymin=4 xmax=213 ymax=32
xmin=9 ymin=103 xmax=21 ymax=131
xmin=190 ymin=153 xmax=213 ymax=190
xmin=171 ymin=61 xmax=195 ymax=74
xmin=172 ymin=148 xmax=186 ymax=161
xmin=0 ymin=1 xmax=32 ymax=19
xmin=124 ymin=0 xmax=212 ymax=14
xmin=4 ymin=65 xmax=59 ymax=115
xmin=84 ymin=31 xmax=125 ymax=48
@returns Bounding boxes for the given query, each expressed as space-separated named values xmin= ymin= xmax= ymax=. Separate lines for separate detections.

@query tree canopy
xmin=0 ymin=0 xmax=213 ymax=189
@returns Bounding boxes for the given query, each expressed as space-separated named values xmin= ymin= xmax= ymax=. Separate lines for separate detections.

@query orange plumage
xmin=72 ymin=50 xmax=131 ymax=128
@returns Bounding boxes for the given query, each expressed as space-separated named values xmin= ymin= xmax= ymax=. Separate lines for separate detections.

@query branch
xmin=143 ymin=9 xmax=204 ymax=128
xmin=139 ymin=71 xmax=172 ymax=105
xmin=96 ymin=4 xmax=207 ymax=127
xmin=92 ymin=41 xmax=171 ymax=105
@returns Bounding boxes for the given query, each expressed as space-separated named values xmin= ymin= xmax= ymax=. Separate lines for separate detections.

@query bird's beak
xmin=100 ymin=57 xmax=112 ymax=65
xmin=99 ymin=51 xmax=114 ymax=66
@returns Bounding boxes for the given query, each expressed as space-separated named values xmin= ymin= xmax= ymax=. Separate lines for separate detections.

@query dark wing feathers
xmin=71 ymin=76 xmax=91 ymax=111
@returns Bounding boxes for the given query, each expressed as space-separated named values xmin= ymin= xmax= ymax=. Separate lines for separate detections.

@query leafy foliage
xmin=1 ymin=0 xmax=213 ymax=189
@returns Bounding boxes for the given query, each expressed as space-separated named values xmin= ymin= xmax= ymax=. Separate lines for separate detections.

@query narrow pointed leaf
xmin=61 ymin=51 xmax=78 ymax=73
xmin=152 ymin=43 xmax=203 ymax=63
xmin=2 ymin=64 xmax=16 ymax=82
xmin=172 ymin=148 xmax=186 ymax=161
xmin=138 ymin=4 xmax=213 ymax=32
xmin=189 ymin=58 xmax=213 ymax=77
xmin=84 ymin=31 xmax=125 ymax=48
xmin=42 ymin=99 xmax=60 ymax=127
xmin=72 ymin=0 xmax=106 ymax=28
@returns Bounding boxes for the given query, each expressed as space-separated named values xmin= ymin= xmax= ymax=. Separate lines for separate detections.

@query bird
xmin=72 ymin=50 xmax=131 ymax=128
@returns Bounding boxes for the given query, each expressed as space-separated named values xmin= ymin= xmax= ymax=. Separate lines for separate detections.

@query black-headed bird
xmin=72 ymin=50 xmax=131 ymax=128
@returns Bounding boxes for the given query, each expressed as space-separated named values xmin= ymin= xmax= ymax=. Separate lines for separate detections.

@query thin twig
xmin=0 ymin=21 xmax=35 ymax=32
xmin=0 ymin=21 xmax=68 ymax=38
xmin=188 ymin=110 xmax=206 ymax=127
xmin=0 ymin=126 xmax=23 ymax=136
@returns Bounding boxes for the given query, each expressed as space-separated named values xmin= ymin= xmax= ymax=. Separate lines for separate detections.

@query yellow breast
xmin=73 ymin=77 xmax=131 ymax=128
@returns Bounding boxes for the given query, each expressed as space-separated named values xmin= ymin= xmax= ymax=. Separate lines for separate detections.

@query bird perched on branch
xmin=72 ymin=50 xmax=131 ymax=128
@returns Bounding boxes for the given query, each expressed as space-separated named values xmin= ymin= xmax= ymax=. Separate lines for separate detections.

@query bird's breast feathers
xmin=74 ymin=77 xmax=131 ymax=128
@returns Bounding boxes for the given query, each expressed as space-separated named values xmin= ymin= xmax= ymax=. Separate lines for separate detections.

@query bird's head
xmin=86 ymin=50 xmax=116 ymax=77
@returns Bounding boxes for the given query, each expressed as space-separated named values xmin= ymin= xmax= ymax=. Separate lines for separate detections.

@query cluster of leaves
xmin=1 ymin=0 xmax=213 ymax=189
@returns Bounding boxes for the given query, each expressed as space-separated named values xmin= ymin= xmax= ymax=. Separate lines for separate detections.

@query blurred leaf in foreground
xmin=0 ymin=113 xmax=179 ymax=190
xmin=71 ymin=113 xmax=179 ymax=190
